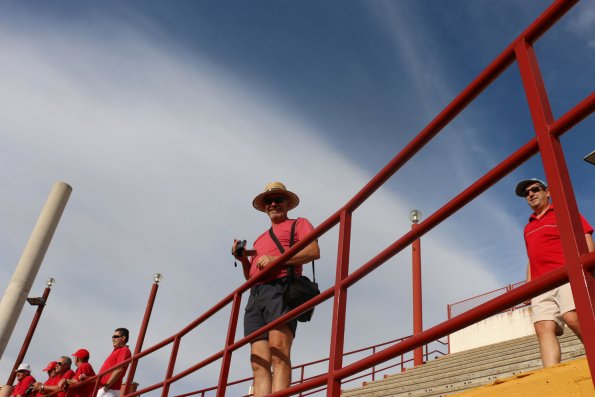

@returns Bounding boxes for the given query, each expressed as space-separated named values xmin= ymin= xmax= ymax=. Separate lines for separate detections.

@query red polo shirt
xmin=37 ymin=375 xmax=60 ymax=397
xmin=12 ymin=375 xmax=36 ymax=397
xmin=72 ymin=363 xmax=95 ymax=397
xmin=57 ymin=370 xmax=75 ymax=397
xmin=99 ymin=346 xmax=131 ymax=389
xmin=524 ymin=205 xmax=593 ymax=279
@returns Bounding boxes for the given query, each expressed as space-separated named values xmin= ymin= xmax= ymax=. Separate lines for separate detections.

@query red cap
xmin=43 ymin=361 xmax=57 ymax=372
xmin=72 ymin=349 xmax=90 ymax=359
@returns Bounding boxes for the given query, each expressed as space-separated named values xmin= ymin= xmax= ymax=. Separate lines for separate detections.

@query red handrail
xmin=112 ymin=1 xmax=594 ymax=395
xmin=174 ymin=337 xmax=448 ymax=397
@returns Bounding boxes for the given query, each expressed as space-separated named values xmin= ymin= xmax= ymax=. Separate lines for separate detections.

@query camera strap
xmin=268 ymin=219 xmax=316 ymax=281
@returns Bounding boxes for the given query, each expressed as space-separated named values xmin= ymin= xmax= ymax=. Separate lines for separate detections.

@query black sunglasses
xmin=522 ymin=186 xmax=544 ymax=197
xmin=112 ymin=334 xmax=124 ymax=339
xmin=264 ymin=196 xmax=286 ymax=205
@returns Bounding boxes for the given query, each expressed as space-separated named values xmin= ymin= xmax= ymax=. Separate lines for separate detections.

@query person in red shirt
xmin=96 ymin=328 xmax=131 ymax=397
xmin=11 ymin=363 xmax=36 ymax=397
xmin=64 ymin=349 xmax=96 ymax=397
xmin=38 ymin=357 xmax=74 ymax=397
xmin=232 ymin=182 xmax=320 ymax=397
xmin=516 ymin=178 xmax=595 ymax=368
xmin=33 ymin=361 xmax=60 ymax=396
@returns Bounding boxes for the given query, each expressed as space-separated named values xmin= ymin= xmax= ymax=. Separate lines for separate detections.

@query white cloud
xmin=0 ymin=8 xmax=512 ymax=393
xmin=567 ymin=0 xmax=595 ymax=48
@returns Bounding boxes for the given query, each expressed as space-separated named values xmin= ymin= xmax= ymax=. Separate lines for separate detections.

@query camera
xmin=233 ymin=239 xmax=247 ymax=258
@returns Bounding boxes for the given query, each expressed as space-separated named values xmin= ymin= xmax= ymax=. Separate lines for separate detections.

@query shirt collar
xmin=529 ymin=203 xmax=554 ymax=221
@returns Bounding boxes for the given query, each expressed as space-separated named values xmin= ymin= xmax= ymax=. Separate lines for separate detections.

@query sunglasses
xmin=264 ymin=196 xmax=286 ymax=205
xmin=522 ymin=186 xmax=544 ymax=197
xmin=112 ymin=334 xmax=124 ymax=339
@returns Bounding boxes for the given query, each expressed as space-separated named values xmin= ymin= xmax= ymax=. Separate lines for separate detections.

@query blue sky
xmin=0 ymin=1 xmax=593 ymax=394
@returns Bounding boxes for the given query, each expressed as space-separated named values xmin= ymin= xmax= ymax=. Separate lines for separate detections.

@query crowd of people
xmin=10 ymin=328 xmax=132 ymax=397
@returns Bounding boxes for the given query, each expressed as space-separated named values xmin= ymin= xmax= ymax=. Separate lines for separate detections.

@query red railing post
xmin=327 ymin=210 xmax=352 ymax=397
xmin=124 ymin=273 xmax=162 ymax=395
xmin=161 ymin=337 xmax=181 ymax=397
xmin=6 ymin=279 xmax=54 ymax=386
xmin=216 ymin=292 xmax=242 ymax=397
xmin=411 ymin=210 xmax=423 ymax=367
xmin=515 ymin=38 xmax=595 ymax=385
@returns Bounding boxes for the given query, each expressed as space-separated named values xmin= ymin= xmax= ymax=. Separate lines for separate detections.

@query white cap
xmin=16 ymin=363 xmax=31 ymax=372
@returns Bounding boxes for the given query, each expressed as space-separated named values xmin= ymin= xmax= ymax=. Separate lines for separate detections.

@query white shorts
xmin=531 ymin=283 xmax=575 ymax=335
xmin=97 ymin=388 xmax=121 ymax=397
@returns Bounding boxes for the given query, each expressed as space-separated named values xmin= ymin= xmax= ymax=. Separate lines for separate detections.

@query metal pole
xmin=410 ymin=210 xmax=423 ymax=367
xmin=6 ymin=281 xmax=53 ymax=385
xmin=123 ymin=274 xmax=162 ymax=395
xmin=0 ymin=181 xmax=72 ymax=360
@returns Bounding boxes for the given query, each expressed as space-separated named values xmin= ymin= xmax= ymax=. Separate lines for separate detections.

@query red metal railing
xmin=174 ymin=337 xmax=448 ymax=397
xmin=447 ymin=281 xmax=527 ymax=320
xmin=56 ymin=1 xmax=594 ymax=396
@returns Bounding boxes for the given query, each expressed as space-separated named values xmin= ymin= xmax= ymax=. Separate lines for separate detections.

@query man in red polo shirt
xmin=63 ymin=349 xmax=95 ymax=397
xmin=96 ymin=328 xmax=131 ymax=397
xmin=33 ymin=361 xmax=59 ymax=396
xmin=11 ymin=363 xmax=36 ymax=397
xmin=516 ymin=178 xmax=594 ymax=367
xmin=37 ymin=357 xmax=74 ymax=397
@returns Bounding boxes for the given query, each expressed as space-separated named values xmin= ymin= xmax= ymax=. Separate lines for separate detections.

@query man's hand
xmin=255 ymin=255 xmax=277 ymax=270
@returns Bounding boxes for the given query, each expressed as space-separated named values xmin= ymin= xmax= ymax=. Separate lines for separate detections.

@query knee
xmin=250 ymin=355 xmax=271 ymax=376
xmin=269 ymin=344 xmax=291 ymax=368
xmin=534 ymin=321 xmax=558 ymax=338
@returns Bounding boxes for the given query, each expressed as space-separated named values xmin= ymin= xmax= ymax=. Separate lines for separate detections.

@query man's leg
xmin=269 ymin=325 xmax=294 ymax=392
xmin=562 ymin=310 xmax=583 ymax=342
xmin=250 ymin=339 xmax=272 ymax=397
xmin=534 ymin=320 xmax=561 ymax=367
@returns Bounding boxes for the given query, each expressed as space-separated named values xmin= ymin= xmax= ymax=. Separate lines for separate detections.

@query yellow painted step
xmin=450 ymin=358 xmax=594 ymax=397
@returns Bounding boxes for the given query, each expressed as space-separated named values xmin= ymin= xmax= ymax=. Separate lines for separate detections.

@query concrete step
xmin=341 ymin=332 xmax=584 ymax=397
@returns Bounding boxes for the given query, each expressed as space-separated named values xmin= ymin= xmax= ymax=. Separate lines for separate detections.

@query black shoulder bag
xmin=268 ymin=220 xmax=320 ymax=322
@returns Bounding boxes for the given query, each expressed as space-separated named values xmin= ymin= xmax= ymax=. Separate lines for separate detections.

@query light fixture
xmin=26 ymin=297 xmax=46 ymax=306
xmin=584 ymin=150 xmax=595 ymax=166
xmin=47 ymin=278 xmax=55 ymax=287
xmin=153 ymin=273 xmax=163 ymax=284
xmin=409 ymin=209 xmax=422 ymax=224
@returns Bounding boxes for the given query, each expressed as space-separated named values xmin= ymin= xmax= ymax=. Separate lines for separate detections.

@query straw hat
xmin=252 ymin=182 xmax=300 ymax=212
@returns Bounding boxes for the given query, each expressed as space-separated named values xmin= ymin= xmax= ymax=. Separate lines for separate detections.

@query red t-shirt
xmin=72 ymin=363 xmax=96 ymax=397
xmin=524 ymin=205 xmax=593 ymax=279
xmin=36 ymin=375 xmax=60 ymax=397
xmin=57 ymin=370 xmax=75 ymax=397
xmin=250 ymin=217 xmax=315 ymax=282
xmin=99 ymin=346 xmax=131 ymax=389
xmin=12 ymin=375 xmax=36 ymax=397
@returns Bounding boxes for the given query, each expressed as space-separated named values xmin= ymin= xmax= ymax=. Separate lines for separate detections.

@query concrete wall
xmin=450 ymin=307 xmax=535 ymax=353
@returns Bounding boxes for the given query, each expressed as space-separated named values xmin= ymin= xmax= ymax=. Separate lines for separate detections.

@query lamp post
xmin=6 ymin=278 xmax=55 ymax=386
xmin=123 ymin=273 xmax=162 ymax=395
xmin=410 ymin=210 xmax=424 ymax=367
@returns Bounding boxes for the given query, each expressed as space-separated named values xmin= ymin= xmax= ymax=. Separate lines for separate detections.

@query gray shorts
xmin=531 ymin=283 xmax=575 ymax=335
xmin=244 ymin=277 xmax=297 ymax=342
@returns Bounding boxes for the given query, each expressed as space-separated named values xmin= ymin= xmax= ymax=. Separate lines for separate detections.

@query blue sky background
xmin=0 ymin=1 xmax=593 ymax=395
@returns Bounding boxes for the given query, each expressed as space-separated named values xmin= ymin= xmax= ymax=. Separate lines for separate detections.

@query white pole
xmin=0 ymin=181 xmax=72 ymax=360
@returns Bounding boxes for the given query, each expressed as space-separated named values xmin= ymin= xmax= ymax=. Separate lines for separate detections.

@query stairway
xmin=341 ymin=331 xmax=585 ymax=397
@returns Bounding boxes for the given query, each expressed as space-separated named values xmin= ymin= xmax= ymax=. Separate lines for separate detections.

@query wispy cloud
xmin=0 ymin=4 xmax=534 ymax=391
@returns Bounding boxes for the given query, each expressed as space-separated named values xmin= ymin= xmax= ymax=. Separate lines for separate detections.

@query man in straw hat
xmin=233 ymin=182 xmax=320 ymax=396
xmin=515 ymin=178 xmax=594 ymax=367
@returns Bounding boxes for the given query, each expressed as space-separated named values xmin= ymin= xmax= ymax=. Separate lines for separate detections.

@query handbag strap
xmin=268 ymin=219 xmax=316 ymax=281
